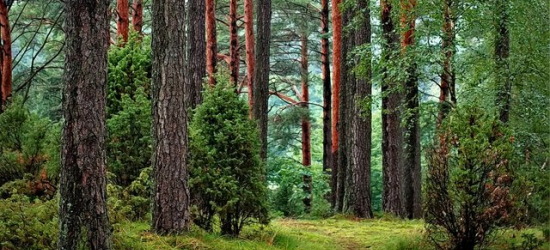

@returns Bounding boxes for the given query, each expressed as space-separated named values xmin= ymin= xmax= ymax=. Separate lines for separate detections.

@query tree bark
xmin=132 ymin=0 xmax=143 ymax=34
xmin=206 ymin=0 xmax=217 ymax=86
xmin=229 ymin=0 xmax=239 ymax=85
xmin=58 ymin=1 xmax=111 ymax=249
xmin=400 ymin=0 xmax=422 ymax=219
xmin=381 ymin=0 xmax=404 ymax=217
xmin=495 ymin=0 xmax=510 ymax=124
xmin=438 ymin=0 xmax=456 ymax=125
xmin=253 ymin=0 xmax=271 ymax=160
xmin=186 ymin=0 xmax=206 ymax=109
xmin=0 ymin=0 xmax=12 ymax=111
xmin=330 ymin=0 xmax=342 ymax=210
xmin=116 ymin=0 xmax=129 ymax=44
xmin=352 ymin=0 xmax=374 ymax=219
xmin=321 ymin=0 xmax=332 ymax=175
xmin=300 ymin=33 xmax=312 ymax=213
xmin=244 ymin=0 xmax=255 ymax=117
xmin=151 ymin=0 xmax=190 ymax=234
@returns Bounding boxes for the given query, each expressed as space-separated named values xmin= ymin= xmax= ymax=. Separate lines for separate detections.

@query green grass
xmin=112 ymin=217 xmax=548 ymax=250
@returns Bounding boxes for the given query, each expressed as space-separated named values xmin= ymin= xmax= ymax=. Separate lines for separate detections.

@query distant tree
xmin=330 ymin=0 xmax=342 ymax=209
xmin=320 ymin=0 xmax=331 ymax=174
xmin=132 ymin=0 xmax=143 ymax=34
xmin=58 ymin=0 xmax=111 ymax=249
xmin=206 ymin=0 xmax=218 ymax=86
xmin=244 ymin=0 xmax=255 ymax=116
xmin=494 ymin=0 xmax=510 ymax=124
xmin=229 ymin=0 xmax=239 ymax=85
xmin=438 ymin=0 xmax=457 ymax=125
xmin=0 ymin=0 xmax=12 ymax=112
xmin=116 ymin=0 xmax=130 ymax=44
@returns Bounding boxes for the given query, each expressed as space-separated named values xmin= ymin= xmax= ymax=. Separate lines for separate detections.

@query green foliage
xmin=425 ymin=105 xmax=515 ymax=250
xmin=189 ymin=80 xmax=269 ymax=236
xmin=107 ymin=167 xmax=153 ymax=223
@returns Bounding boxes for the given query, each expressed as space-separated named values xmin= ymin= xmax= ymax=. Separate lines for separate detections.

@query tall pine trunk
xmin=229 ymin=0 xmax=239 ymax=85
xmin=321 ymin=0 xmax=332 ymax=174
xmin=151 ymin=0 xmax=191 ymax=234
xmin=186 ymin=0 xmax=206 ymax=109
xmin=495 ymin=0 xmax=510 ymax=124
xmin=330 ymin=0 xmax=342 ymax=209
xmin=116 ymin=0 xmax=129 ymax=44
xmin=244 ymin=0 xmax=255 ymax=116
xmin=59 ymin=1 xmax=111 ymax=249
xmin=132 ymin=0 xmax=143 ymax=34
xmin=400 ymin=0 xmax=422 ymax=219
xmin=0 ymin=0 xmax=12 ymax=111
xmin=300 ymin=33 xmax=312 ymax=213
xmin=381 ymin=0 xmax=404 ymax=217
xmin=253 ymin=0 xmax=271 ymax=160
xmin=352 ymin=0 xmax=374 ymax=219
xmin=438 ymin=0 xmax=456 ymax=125
xmin=206 ymin=0 xmax=218 ymax=86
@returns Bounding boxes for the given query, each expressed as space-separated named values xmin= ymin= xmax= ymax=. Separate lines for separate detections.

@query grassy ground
xmin=113 ymin=216 xmax=548 ymax=250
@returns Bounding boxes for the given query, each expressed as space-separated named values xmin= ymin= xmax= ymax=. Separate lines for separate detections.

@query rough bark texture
xmin=244 ymin=0 xmax=255 ymax=117
xmin=0 ymin=0 xmax=11 ymax=111
xmin=229 ymin=0 xmax=239 ymax=85
xmin=300 ymin=33 xmax=312 ymax=213
xmin=495 ymin=0 xmax=510 ymax=124
xmin=381 ymin=0 xmax=404 ymax=217
xmin=206 ymin=0 xmax=217 ymax=86
xmin=151 ymin=0 xmax=191 ymax=234
xmin=438 ymin=0 xmax=456 ymax=125
xmin=186 ymin=0 xmax=206 ymax=109
xmin=58 ymin=1 xmax=111 ymax=249
xmin=253 ymin=0 xmax=271 ymax=160
xmin=352 ymin=0 xmax=374 ymax=219
xmin=330 ymin=0 xmax=342 ymax=209
xmin=132 ymin=0 xmax=143 ymax=34
xmin=400 ymin=0 xmax=422 ymax=219
xmin=321 ymin=0 xmax=332 ymax=174
xmin=116 ymin=0 xmax=129 ymax=44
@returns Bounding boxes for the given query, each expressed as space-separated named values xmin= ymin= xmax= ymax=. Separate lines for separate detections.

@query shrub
xmin=425 ymin=105 xmax=515 ymax=250
xmin=189 ymin=80 xmax=269 ymax=236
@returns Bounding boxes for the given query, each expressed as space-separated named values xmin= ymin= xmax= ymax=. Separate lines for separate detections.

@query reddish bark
xmin=0 ymin=0 xmax=11 ymax=109
xmin=132 ymin=0 xmax=143 ymax=34
xmin=244 ymin=0 xmax=255 ymax=117
xmin=321 ymin=0 xmax=331 ymax=174
xmin=206 ymin=0 xmax=217 ymax=86
xmin=229 ymin=0 xmax=239 ymax=85
xmin=116 ymin=0 xmax=130 ymax=44
xmin=300 ymin=33 xmax=312 ymax=212
xmin=331 ymin=0 xmax=342 ymax=208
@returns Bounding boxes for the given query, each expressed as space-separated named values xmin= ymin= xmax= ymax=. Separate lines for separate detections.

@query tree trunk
xmin=244 ymin=0 xmax=255 ymax=117
xmin=58 ymin=1 xmax=111 ymax=249
xmin=400 ymin=0 xmax=422 ymax=219
xmin=151 ymin=0 xmax=190 ymax=234
xmin=381 ymin=0 xmax=404 ymax=217
xmin=352 ymin=0 xmax=374 ymax=219
xmin=116 ymin=0 xmax=129 ymax=44
xmin=300 ymin=33 xmax=312 ymax=213
xmin=321 ymin=0 xmax=332 ymax=175
xmin=252 ymin=0 xmax=271 ymax=160
xmin=132 ymin=0 xmax=143 ymax=34
xmin=206 ymin=0 xmax=217 ymax=86
xmin=495 ymin=0 xmax=510 ymax=124
xmin=186 ymin=0 xmax=206 ymax=109
xmin=330 ymin=0 xmax=342 ymax=210
xmin=229 ymin=0 xmax=239 ymax=85
xmin=438 ymin=0 xmax=456 ymax=125
xmin=0 ymin=0 xmax=12 ymax=111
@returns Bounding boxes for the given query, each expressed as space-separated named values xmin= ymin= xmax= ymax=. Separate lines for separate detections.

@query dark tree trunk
xmin=300 ymin=33 xmax=312 ymax=213
xmin=352 ymin=0 xmax=374 ymax=219
xmin=186 ymin=0 xmax=206 ymax=109
xmin=0 ymin=0 xmax=12 ymax=112
xmin=400 ymin=0 xmax=422 ymax=219
xmin=58 ymin=1 xmax=111 ymax=249
xmin=229 ymin=0 xmax=239 ymax=85
xmin=330 ymin=0 xmax=342 ymax=210
xmin=116 ymin=0 xmax=129 ymax=44
xmin=495 ymin=0 xmax=510 ymax=124
xmin=381 ymin=0 xmax=404 ymax=217
xmin=438 ymin=0 xmax=456 ymax=125
xmin=244 ymin=0 xmax=255 ymax=117
xmin=206 ymin=0 xmax=217 ymax=86
xmin=252 ymin=0 xmax=271 ymax=160
xmin=151 ymin=0 xmax=191 ymax=234
xmin=132 ymin=0 xmax=143 ymax=34
xmin=321 ymin=0 xmax=332 ymax=175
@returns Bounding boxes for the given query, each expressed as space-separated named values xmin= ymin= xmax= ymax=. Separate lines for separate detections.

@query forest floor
xmin=113 ymin=216 xmax=548 ymax=250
